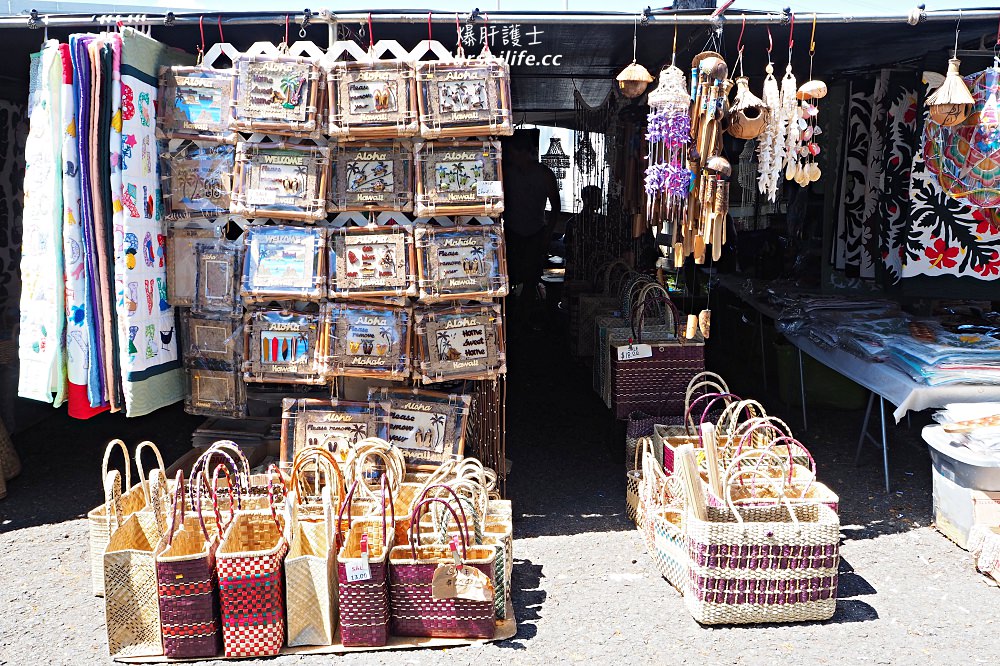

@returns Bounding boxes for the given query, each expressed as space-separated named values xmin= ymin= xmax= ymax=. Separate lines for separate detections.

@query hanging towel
xmin=18 ymin=40 xmax=66 ymax=406
xmin=115 ymin=27 xmax=190 ymax=416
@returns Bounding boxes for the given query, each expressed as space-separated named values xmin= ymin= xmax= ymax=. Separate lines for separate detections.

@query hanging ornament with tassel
xmin=927 ymin=16 xmax=975 ymax=126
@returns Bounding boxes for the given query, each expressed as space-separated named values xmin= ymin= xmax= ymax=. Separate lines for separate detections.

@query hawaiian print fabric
xmin=834 ymin=78 xmax=879 ymax=278
xmin=18 ymin=41 xmax=66 ymax=405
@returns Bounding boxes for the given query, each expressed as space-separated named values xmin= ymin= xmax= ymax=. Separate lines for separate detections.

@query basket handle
xmin=350 ymin=447 xmax=400 ymax=504
xmin=722 ymin=447 xmax=791 ymax=499
xmin=763 ymin=436 xmax=817 ymax=495
xmin=724 ymin=454 xmax=799 ymax=528
xmin=684 ymin=392 xmax=738 ymax=436
xmin=415 ymin=483 xmax=474 ymax=544
xmin=290 ymin=445 xmax=347 ymax=509
xmin=206 ymin=440 xmax=252 ymax=492
xmin=134 ymin=441 xmax=166 ymax=505
xmin=630 ymin=284 xmax=678 ymax=343
xmin=408 ymin=497 xmax=468 ymax=560
xmin=602 ymin=259 xmax=633 ymax=295
xmin=208 ymin=463 xmax=240 ymax=540
xmin=147 ymin=468 xmax=171 ymax=541
xmin=267 ymin=463 xmax=285 ymax=535
xmin=101 ymin=439 xmax=131 ymax=495
xmin=733 ymin=419 xmax=791 ymax=460
xmin=104 ymin=469 xmax=124 ymax=532
xmin=335 ymin=480 xmax=358 ymax=550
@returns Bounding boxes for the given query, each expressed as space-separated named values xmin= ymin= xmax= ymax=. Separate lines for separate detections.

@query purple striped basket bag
xmin=155 ymin=470 xmax=224 ymax=659
xmin=215 ymin=466 xmax=288 ymax=658
xmin=682 ymin=452 xmax=841 ymax=625
xmin=336 ymin=478 xmax=396 ymax=647
xmin=389 ymin=497 xmax=497 ymax=639
xmin=610 ymin=284 xmax=705 ymax=420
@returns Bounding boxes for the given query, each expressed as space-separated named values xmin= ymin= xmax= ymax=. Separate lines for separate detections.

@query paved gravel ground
xmin=1 ymin=326 xmax=998 ymax=666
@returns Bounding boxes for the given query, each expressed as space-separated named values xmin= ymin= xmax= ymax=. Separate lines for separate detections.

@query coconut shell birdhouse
xmin=728 ymin=77 xmax=769 ymax=140
xmin=927 ymin=58 xmax=975 ymax=126
xmin=617 ymin=61 xmax=654 ymax=99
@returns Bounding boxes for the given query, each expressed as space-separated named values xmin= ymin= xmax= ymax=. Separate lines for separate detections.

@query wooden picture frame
xmin=241 ymin=225 xmax=326 ymax=302
xmin=415 ymin=59 xmax=514 ymax=139
xmin=245 ymin=308 xmax=327 ymax=384
xmin=413 ymin=140 xmax=504 ymax=217
xmin=326 ymin=303 xmax=410 ymax=380
xmin=161 ymin=140 xmax=235 ymax=220
xmin=415 ymin=224 xmax=509 ymax=302
xmin=372 ymin=387 xmax=471 ymax=469
xmin=231 ymin=142 xmax=331 ymax=222
xmin=192 ymin=239 xmax=243 ymax=316
xmin=181 ymin=311 xmax=242 ymax=365
xmin=327 ymin=60 xmax=418 ymax=139
xmin=414 ymin=304 xmax=506 ymax=383
xmin=328 ymin=141 xmax=414 ymax=213
xmin=231 ymin=54 xmax=323 ymax=136
xmin=279 ymin=397 xmax=387 ymax=464
xmin=166 ymin=225 xmax=216 ymax=306
xmin=186 ymin=366 xmax=246 ymax=418
xmin=158 ymin=65 xmax=236 ymax=142
xmin=328 ymin=224 xmax=416 ymax=299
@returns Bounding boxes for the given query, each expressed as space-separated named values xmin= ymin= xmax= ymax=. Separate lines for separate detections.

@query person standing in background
xmin=502 ymin=130 xmax=561 ymax=336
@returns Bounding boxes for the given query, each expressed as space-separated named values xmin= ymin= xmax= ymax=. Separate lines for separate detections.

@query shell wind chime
xmin=757 ymin=52 xmax=783 ymax=202
xmin=786 ymin=16 xmax=826 ymax=185
xmin=645 ymin=62 xmax=693 ymax=266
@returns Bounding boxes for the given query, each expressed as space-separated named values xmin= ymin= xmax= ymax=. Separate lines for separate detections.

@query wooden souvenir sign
xmin=186 ymin=367 xmax=246 ymax=418
xmin=181 ymin=311 xmax=242 ymax=365
xmin=329 ymin=225 xmax=416 ymax=299
xmin=231 ymin=55 xmax=322 ymax=136
xmin=372 ymin=387 xmax=471 ymax=469
xmin=415 ymin=224 xmax=509 ymax=302
xmin=280 ymin=398 xmax=386 ymax=464
xmin=416 ymin=58 xmax=514 ymax=139
xmin=326 ymin=303 xmax=410 ymax=380
xmin=415 ymin=305 xmax=505 ymax=383
xmin=329 ymin=141 xmax=414 ymax=213
xmin=161 ymin=140 xmax=235 ymax=220
xmin=327 ymin=60 xmax=419 ymax=139
xmin=232 ymin=142 xmax=330 ymax=221
xmin=158 ymin=66 xmax=236 ymax=142
xmin=241 ymin=225 xmax=326 ymax=302
xmin=245 ymin=309 xmax=326 ymax=384
xmin=413 ymin=140 xmax=504 ymax=217
xmin=193 ymin=240 xmax=243 ymax=316
xmin=166 ymin=226 xmax=215 ymax=306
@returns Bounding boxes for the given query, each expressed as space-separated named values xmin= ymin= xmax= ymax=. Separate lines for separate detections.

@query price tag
xmin=432 ymin=564 xmax=458 ymax=600
xmin=454 ymin=565 xmax=494 ymax=602
xmin=616 ymin=343 xmax=652 ymax=361
xmin=246 ymin=188 xmax=277 ymax=206
xmin=475 ymin=181 xmax=503 ymax=197
xmin=345 ymin=534 xmax=371 ymax=581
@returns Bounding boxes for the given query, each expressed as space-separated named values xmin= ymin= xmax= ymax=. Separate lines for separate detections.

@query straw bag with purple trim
xmin=389 ymin=497 xmax=497 ymax=639
xmin=681 ymin=449 xmax=841 ymax=625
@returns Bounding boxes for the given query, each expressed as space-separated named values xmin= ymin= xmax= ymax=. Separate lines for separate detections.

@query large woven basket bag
xmin=104 ymin=469 xmax=169 ymax=658
xmin=337 ymin=478 xmax=395 ymax=647
xmin=155 ymin=470 xmax=224 ymax=658
xmin=682 ymin=453 xmax=841 ymax=625
xmin=389 ymin=497 xmax=497 ymax=639
xmin=216 ymin=471 xmax=288 ymax=658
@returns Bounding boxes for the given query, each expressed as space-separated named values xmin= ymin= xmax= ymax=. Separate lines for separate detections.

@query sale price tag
xmin=616 ymin=343 xmax=652 ymax=361
xmin=344 ymin=559 xmax=371 ymax=582
xmin=475 ymin=181 xmax=503 ymax=197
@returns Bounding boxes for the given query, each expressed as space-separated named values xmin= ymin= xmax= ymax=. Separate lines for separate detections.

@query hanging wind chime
xmin=616 ymin=17 xmax=653 ymax=98
xmin=728 ymin=18 xmax=768 ymax=142
xmin=758 ymin=26 xmax=784 ymax=203
xmin=788 ymin=14 xmax=827 ymax=185
xmin=779 ymin=15 xmax=800 ymax=184
xmin=645 ymin=24 xmax=693 ymax=267
xmin=926 ymin=17 xmax=975 ymax=126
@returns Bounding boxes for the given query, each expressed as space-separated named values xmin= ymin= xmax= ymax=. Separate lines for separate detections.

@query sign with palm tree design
xmin=414 ymin=140 xmax=504 ymax=217
xmin=327 ymin=60 xmax=418 ymax=140
xmin=329 ymin=142 xmax=413 ymax=212
xmin=415 ymin=225 xmax=509 ymax=302
xmin=373 ymin=388 xmax=470 ymax=468
xmin=232 ymin=142 xmax=330 ymax=221
xmin=416 ymin=60 xmax=513 ymax=139
xmin=329 ymin=224 xmax=415 ymax=298
xmin=161 ymin=140 xmax=235 ymax=220
xmin=327 ymin=304 xmax=410 ymax=380
xmin=232 ymin=55 xmax=322 ymax=136
xmin=280 ymin=397 xmax=387 ymax=464
xmin=415 ymin=305 xmax=505 ymax=383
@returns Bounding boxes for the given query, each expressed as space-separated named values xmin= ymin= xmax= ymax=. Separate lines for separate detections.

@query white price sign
xmin=344 ymin=559 xmax=371 ymax=582
xmin=616 ymin=344 xmax=652 ymax=361
xmin=246 ymin=189 xmax=277 ymax=206
xmin=475 ymin=181 xmax=503 ymax=197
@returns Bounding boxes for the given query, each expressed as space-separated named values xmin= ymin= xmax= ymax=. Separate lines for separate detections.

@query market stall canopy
xmin=3 ymin=8 xmax=1000 ymax=115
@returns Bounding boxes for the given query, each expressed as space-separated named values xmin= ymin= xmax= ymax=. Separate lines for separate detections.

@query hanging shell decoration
xmin=790 ymin=79 xmax=827 ymax=185
xmin=757 ymin=63 xmax=783 ymax=202
xmin=728 ymin=76 xmax=769 ymax=139
xmin=780 ymin=64 xmax=800 ymax=184
xmin=617 ymin=60 xmax=654 ymax=99
xmin=926 ymin=58 xmax=975 ymax=126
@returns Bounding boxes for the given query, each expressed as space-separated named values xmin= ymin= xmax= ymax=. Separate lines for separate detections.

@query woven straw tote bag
xmin=284 ymin=484 xmax=338 ymax=647
xmin=389 ymin=497 xmax=497 ymax=639
xmin=336 ymin=478 xmax=395 ymax=647
xmin=155 ymin=471 xmax=223 ymax=658
xmin=215 ymin=473 xmax=288 ymax=658
xmin=104 ymin=469 xmax=169 ymax=658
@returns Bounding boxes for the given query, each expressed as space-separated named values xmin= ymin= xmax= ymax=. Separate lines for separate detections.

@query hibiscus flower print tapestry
xmin=904 ymin=73 xmax=1000 ymax=281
